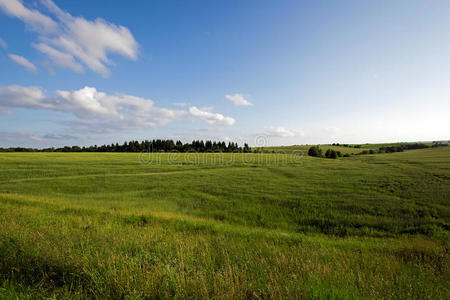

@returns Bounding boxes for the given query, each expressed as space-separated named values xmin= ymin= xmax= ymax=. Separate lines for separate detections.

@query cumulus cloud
xmin=225 ymin=93 xmax=253 ymax=106
xmin=0 ymin=85 xmax=235 ymax=133
xmin=55 ymin=87 xmax=186 ymax=130
xmin=0 ymin=85 xmax=50 ymax=108
xmin=0 ymin=0 xmax=138 ymax=76
xmin=0 ymin=37 xmax=7 ymax=49
xmin=188 ymin=106 xmax=235 ymax=126
xmin=8 ymin=54 xmax=37 ymax=71
xmin=263 ymin=127 xmax=304 ymax=138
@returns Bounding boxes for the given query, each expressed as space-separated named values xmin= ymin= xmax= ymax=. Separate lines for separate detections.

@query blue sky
xmin=0 ymin=0 xmax=449 ymax=147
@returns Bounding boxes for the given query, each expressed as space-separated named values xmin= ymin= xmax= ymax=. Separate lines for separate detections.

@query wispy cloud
xmin=0 ymin=131 xmax=46 ymax=143
xmin=8 ymin=54 xmax=37 ymax=72
xmin=0 ymin=0 xmax=138 ymax=77
xmin=263 ymin=127 xmax=304 ymax=138
xmin=323 ymin=127 xmax=340 ymax=135
xmin=0 ymin=0 xmax=58 ymax=33
xmin=0 ymin=85 xmax=235 ymax=133
xmin=225 ymin=93 xmax=253 ymax=106
xmin=0 ymin=37 xmax=7 ymax=49
xmin=42 ymin=133 xmax=78 ymax=140
xmin=33 ymin=43 xmax=83 ymax=73
xmin=172 ymin=102 xmax=189 ymax=107
xmin=0 ymin=130 xmax=78 ymax=147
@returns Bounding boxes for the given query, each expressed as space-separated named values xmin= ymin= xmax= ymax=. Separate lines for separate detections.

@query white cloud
xmin=55 ymin=87 xmax=186 ymax=129
xmin=263 ymin=127 xmax=304 ymax=138
xmin=0 ymin=0 xmax=58 ymax=33
xmin=0 ymin=85 xmax=50 ymax=108
xmin=199 ymin=106 xmax=213 ymax=112
xmin=0 ymin=37 xmax=7 ymax=49
xmin=0 ymin=85 xmax=235 ymax=132
xmin=225 ymin=93 xmax=253 ymax=106
xmin=0 ymin=0 xmax=138 ymax=76
xmin=0 ymin=85 xmax=184 ymax=132
xmin=188 ymin=106 xmax=235 ymax=126
xmin=33 ymin=43 xmax=83 ymax=73
xmin=8 ymin=54 xmax=37 ymax=71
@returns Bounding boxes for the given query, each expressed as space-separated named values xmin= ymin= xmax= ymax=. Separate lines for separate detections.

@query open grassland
xmin=0 ymin=148 xmax=449 ymax=298
xmin=262 ymin=142 xmax=443 ymax=154
xmin=262 ymin=145 xmax=375 ymax=154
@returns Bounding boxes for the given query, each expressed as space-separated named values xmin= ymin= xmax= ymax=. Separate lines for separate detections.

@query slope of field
xmin=262 ymin=142 xmax=440 ymax=154
xmin=0 ymin=148 xmax=449 ymax=298
xmin=261 ymin=144 xmax=374 ymax=154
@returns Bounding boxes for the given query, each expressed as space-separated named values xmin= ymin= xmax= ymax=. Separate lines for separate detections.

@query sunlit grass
xmin=0 ymin=148 xmax=448 ymax=298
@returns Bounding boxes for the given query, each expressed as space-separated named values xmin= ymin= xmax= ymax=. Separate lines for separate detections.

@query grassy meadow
xmin=0 ymin=147 xmax=449 ymax=298
xmin=261 ymin=145 xmax=368 ymax=154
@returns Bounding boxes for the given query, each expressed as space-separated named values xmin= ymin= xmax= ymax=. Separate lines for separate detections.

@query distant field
xmin=262 ymin=144 xmax=369 ymax=154
xmin=0 ymin=148 xmax=449 ymax=298
xmin=354 ymin=142 xmax=436 ymax=148
xmin=261 ymin=142 xmax=437 ymax=154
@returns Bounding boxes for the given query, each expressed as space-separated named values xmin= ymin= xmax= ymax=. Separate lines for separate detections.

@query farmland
xmin=0 ymin=147 xmax=449 ymax=298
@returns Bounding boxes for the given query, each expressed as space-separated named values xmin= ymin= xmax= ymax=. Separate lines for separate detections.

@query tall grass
xmin=0 ymin=147 xmax=448 ymax=298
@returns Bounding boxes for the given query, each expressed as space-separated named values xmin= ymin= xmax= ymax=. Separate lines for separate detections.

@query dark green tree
xmin=308 ymin=146 xmax=322 ymax=157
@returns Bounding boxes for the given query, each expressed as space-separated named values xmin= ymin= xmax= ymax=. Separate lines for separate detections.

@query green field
xmin=0 ymin=148 xmax=449 ymax=298
xmin=261 ymin=143 xmax=437 ymax=154
xmin=261 ymin=145 xmax=369 ymax=154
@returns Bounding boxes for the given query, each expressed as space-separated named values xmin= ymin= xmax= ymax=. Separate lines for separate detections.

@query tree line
xmin=0 ymin=139 xmax=252 ymax=153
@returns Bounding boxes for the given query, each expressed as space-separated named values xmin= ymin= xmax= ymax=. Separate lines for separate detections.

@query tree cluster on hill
xmin=332 ymin=143 xmax=359 ymax=148
xmin=325 ymin=149 xmax=342 ymax=159
xmin=0 ymin=140 xmax=251 ymax=153
xmin=432 ymin=142 xmax=449 ymax=147
xmin=308 ymin=146 xmax=342 ymax=159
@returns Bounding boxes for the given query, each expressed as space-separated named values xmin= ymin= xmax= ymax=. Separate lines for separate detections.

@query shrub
xmin=325 ymin=149 xmax=338 ymax=159
xmin=330 ymin=150 xmax=338 ymax=159
xmin=432 ymin=143 xmax=448 ymax=148
xmin=308 ymin=146 xmax=322 ymax=157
